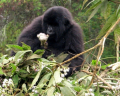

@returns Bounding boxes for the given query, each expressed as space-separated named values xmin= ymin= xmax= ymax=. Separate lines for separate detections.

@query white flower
xmin=34 ymin=90 xmax=38 ymax=93
xmin=85 ymin=93 xmax=89 ymax=96
xmin=8 ymin=79 xmax=13 ymax=86
xmin=60 ymin=68 xmax=63 ymax=71
xmin=89 ymin=89 xmax=93 ymax=92
xmin=64 ymin=72 xmax=67 ymax=76
xmin=65 ymin=68 xmax=70 ymax=72
xmin=41 ymin=62 xmax=45 ymax=69
xmin=85 ymin=93 xmax=94 ymax=96
xmin=17 ymin=59 xmax=21 ymax=63
xmin=61 ymin=73 xmax=65 ymax=78
xmin=2 ymin=89 xmax=5 ymax=93
xmin=90 ymin=93 xmax=94 ymax=96
xmin=32 ymin=86 xmax=36 ymax=89
xmin=8 ymin=57 xmax=14 ymax=61
xmin=37 ymin=33 xmax=49 ymax=41
xmin=2 ymin=83 xmax=6 ymax=87
xmin=3 ymin=79 xmax=8 ymax=84
xmin=32 ymin=89 xmax=35 ymax=92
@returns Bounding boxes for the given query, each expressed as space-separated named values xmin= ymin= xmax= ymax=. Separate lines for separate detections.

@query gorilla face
xmin=46 ymin=25 xmax=55 ymax=35
xmin=43 ymin=6 xmax=72 ymax=41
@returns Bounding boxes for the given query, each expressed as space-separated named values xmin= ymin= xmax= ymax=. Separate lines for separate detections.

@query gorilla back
xmin=13 ymin=6 xmax=84 ymax=77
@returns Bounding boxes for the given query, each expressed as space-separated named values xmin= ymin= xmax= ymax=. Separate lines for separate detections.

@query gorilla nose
xmin=47 ymin=30 xmax=54 ymax=35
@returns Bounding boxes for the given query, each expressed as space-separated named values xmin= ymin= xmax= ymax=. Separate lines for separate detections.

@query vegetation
xmin=0 ymin=0 xmax=120 ymax=96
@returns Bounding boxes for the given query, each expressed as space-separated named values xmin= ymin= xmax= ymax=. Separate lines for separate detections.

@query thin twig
xmin=82 ymin=70 xmax=113 ymax=89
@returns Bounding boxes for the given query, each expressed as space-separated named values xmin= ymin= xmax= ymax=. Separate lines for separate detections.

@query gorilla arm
xmin=17 ymin=16 xmax=43 ymax=52
xmin=64 ymin=23 xmax=84 ymax=77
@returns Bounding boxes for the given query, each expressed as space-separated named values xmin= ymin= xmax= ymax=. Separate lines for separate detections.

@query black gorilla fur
xmin=13 ymin=6 xmax=84 ymax=77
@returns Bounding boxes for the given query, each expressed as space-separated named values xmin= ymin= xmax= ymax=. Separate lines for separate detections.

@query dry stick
xmin=60 ymin=43 xmax=101 ymax=65
xmin=82 ymin=70 xmax=113 ymax=89
xmin=116 ymin=41 xmax=119 ymax=62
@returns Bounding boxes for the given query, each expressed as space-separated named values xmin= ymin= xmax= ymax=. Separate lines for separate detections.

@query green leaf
xmin=34 ymin=49 xmax=45 ymax=55
xmin=114 ymin=27 xmax=120 ymax=44
xmin=91 ymin=60 xmax=101 ymax=66
xmin=11 ymin=63 xmax=17 ymax=74
xmin=15 ymin=91 xmax=24 ymax=96
xmin=60 ymin=86 xmax=75 ymax=96
xmin=0 ymin=55 xmax=7 ymax=64
xmin=12 ymin=74 xmax=19 ymax=88
xmin=54 ymin=67 xmax=63 ymax=83
xmin=84 ymin=0 xmax=95 ymax=9
xmin=29 ymin=62 xmax=42 ymax=89
xmin=97 ymin=13 xmax=117 ymax=39
xmin=14 ymin=50 xmax=32 ymax=61
xmin=27 ymin=54 xmax=42 ymax=60
xmin=48 ymin=76 xmax=55 ymax=87
xmin=102 ymin=2 xmax=111 ymax=19
xmin=85 ymin=1 xmax=101 ymax=15
xmin=7 ymin=44 xmax=23 ymax=51
xmin=21 ymin=42 xmax=31 ymax=50
xmin=22 ymin=83 xmax=28 ymax=93
xmin=18 ymin=70 xmax=29 ymax=78
xmin=74 ymin=86 xmax=80 ymax=92
xmin=53 ymin=53 xmax=68 ymax=63
xmin=63 ymin=81 xmax=76 ymax=95
xmin=63 ymin=81 xmax=72 ymax=87
xmin=82 ymin=0 xmax=88 ymax=9
xmin=87 ymin=1 xmax=102 ymax=22
xmin=0 ymin=67 xmax=3 ymax=75
xmin=117 ymin=5 xmax=120 ymax=16
xmin=47 ymin=87 xmax=55 ymax=96
xmin=37 ymin=73 xmax=52 ymax=88
xmin=101 ymin=65 xmax=108 ymax=69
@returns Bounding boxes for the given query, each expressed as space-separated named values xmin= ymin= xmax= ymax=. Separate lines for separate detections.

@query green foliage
xmin=0 ymin=44 xmax=91 ymax=96
xmin=91 ymin=60 xmax=101 ymax=66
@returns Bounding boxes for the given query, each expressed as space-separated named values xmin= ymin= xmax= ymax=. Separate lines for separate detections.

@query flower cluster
xmin=8 ymin=56 xmax=21 ymax=63
xmin=60 ymin=68 xmax=69 ymax=78
xmin=0 ymin=78 xmax=14 ymax=95
xmin=37 ymin=33 xmax=49 ymax=41
xmin=31 ymin=86 xmax=38 ymax=94
xmin=85 ymin=89 xmax=94 ymax=96
xmin=2 ymin=79 xmax=14 ymax=87
xmin=37 ymin=33 xmax=49 ymax=47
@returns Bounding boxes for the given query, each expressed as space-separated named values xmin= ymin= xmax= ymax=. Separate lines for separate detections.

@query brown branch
xmin=60 ymin=42 xmax=101 ymax=65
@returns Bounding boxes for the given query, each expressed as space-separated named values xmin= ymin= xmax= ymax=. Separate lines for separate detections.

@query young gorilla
xmin=13 ymin=6 xmax=84 ymax=77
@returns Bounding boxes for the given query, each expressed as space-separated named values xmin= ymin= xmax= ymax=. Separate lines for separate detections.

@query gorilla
xmin=12 ymin=6 xmax=84 ymax=77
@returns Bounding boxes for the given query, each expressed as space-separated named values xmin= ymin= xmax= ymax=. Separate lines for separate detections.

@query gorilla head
xmin=43 ymin=6 xmax=73 ymax=41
